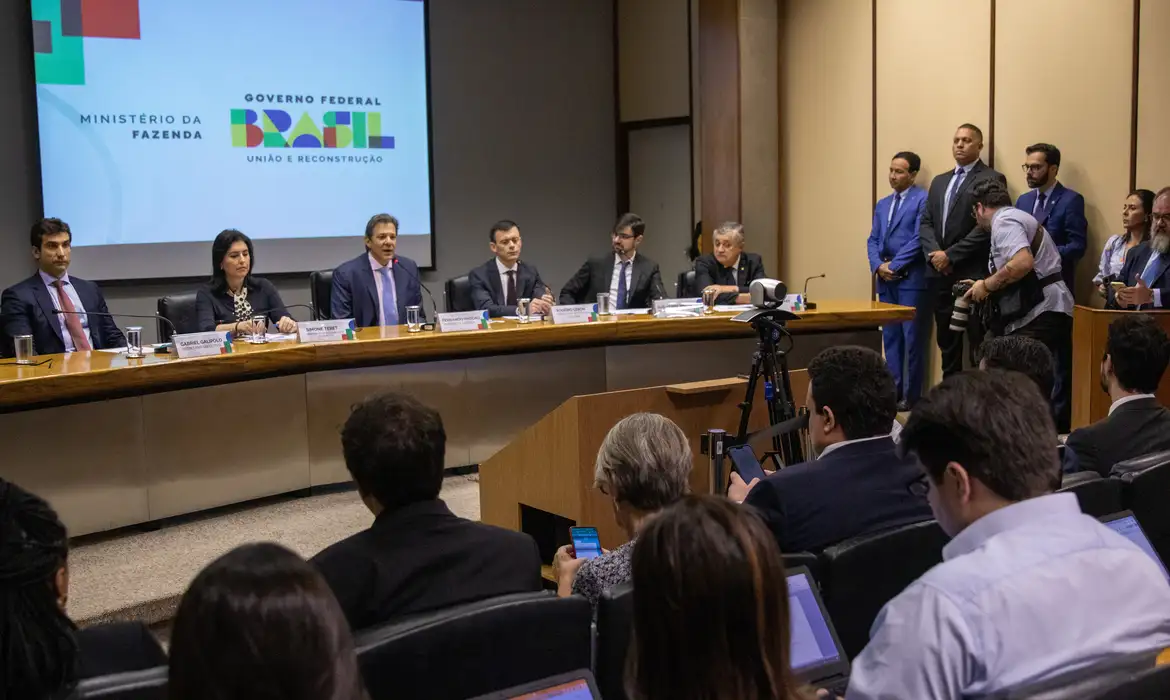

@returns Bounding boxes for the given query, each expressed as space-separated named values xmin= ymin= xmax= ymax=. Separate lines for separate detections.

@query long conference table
xmin=0 ymin=300 xmax=912 ymax=536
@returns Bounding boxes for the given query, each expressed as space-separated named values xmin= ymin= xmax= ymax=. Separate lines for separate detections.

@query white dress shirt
xmin=40 ymin=269 xmax=92 ymax=352
xmin=817 ymin=434 xmax=891 ymax=460
xmin=368 ymin=253 xmax=397 ymax=326
xmin=496 ymin=257 xmax=519 ymax=303
xmin=846 ymin=493 xmax=1170 ymax=700
xmin=609 ymin=252 xmax=636 ymax=306
xmin=1109 ymin=393 xmax=1158 ymax=415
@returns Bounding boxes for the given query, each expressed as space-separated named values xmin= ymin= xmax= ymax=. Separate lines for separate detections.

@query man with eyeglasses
xmin=558 ymin=212 xmax=667 ymax=309
xmin=1118 ymin=187 xmax=1170 ymax=310
xmin=1016 ymin=143 xmax=1087 ymax=293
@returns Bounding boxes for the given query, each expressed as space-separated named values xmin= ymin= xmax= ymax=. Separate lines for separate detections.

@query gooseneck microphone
xmin=393 ymin=257 xmax=438 ymax=329
xmin=53 ymin=309 xmax=177 ymax=351
xmin=802 ymin=274 xmax=826 ymax=310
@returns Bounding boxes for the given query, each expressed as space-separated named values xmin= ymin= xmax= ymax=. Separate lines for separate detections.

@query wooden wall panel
xmin=698 ymin=0 xmax=741 ymax=228
xmin=1137 ymin=0 xmax=1170 ymax=192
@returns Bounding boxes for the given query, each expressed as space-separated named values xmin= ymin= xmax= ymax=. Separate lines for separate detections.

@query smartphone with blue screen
xmin=570 ymin=526 xmax=602 ymax=560
xmin=728 ymin=445 xmax=767 ymax=482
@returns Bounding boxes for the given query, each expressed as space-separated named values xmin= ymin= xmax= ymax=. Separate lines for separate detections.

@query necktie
xmin=1037 ymin=192 xmax=1047 ymax=214
xmin=53 ymin=280 xmax=91 ymax=351
xmin=378 ymin=267 xmax=399 ymax=326
xmin=889 ymin=193 xmax=902 ymax=224
xmin=505 ymin=270 xmax=517 ymax=306
xmin=943 ymin=167 xmax=965 ymax=230
xmin=616 ymin=261 xmax=630 ymax=310
xmin=1141 ymin=253 xmax=1166 ymax=288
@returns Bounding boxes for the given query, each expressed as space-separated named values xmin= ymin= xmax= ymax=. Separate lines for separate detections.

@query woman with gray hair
xmin=552 ymin=412 xmax=692 ymax=610
xmin=693 ymin=221 xmax=768 ymax=304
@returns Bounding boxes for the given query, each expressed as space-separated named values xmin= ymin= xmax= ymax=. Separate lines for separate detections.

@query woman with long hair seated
xmin=168 ymin=542 xmax=367 ymax=700
xmin=1096 ymin=189 xmax=1156 ymax=297
xmin=195 ymin=229 xmax=298 ymax=335
xmin=626 ymin=495 xmax=810 ymax=700
xmin=0 ymin=479 xmax=165 ymax=700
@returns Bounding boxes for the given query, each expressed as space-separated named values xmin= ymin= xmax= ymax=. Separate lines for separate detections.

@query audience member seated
xmin=195 ymin=229 xmax=298 ymax=335
xmin=1117 ymin=187 xmax=1170 ymax=310
xmin=0 ymin=479 xmax=165 ymax=700
xmin=1096 ymin=189 xmax=1155 ymax=297
xmin=468 ymin=220 xmax=554 ymax=318
xmin=1065 ymin=314 xmax=1170 ymax=477
xmin=627 ymin=495 xmax=810 ymax=700
xmin=842 ymin=370 xmax=1170 ymax=700
xmin=169 ymin=543 xmax=366 ymax=700
xmin=728 ymin=346 xmax=931 ymax=553
xmin=553 ymin=412 xmax=691 ymax=612
xmin=978 ymin=334 xmax=1056 ymax=413
xmin=311 ymin=392 xmax=541 ymax=631
xmin=693 ymin=221 xmax=767 ymax=305
xmin=558 ymin=213 xmax=667 ymax=309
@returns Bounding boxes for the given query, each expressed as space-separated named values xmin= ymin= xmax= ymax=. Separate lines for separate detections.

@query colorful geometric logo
xmin=31 ymin=0 xmax=142 ymax=86
xmin=231 ymin=109 xmax=395 ymax=149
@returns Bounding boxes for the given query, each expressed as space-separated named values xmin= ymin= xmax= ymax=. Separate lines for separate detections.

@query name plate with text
xmin=437 ymin=310 xmax=490 ymax=333
xmin=549 ymin=303 xmax=599 ymax=325
xmin=297 ymin=319 xmax=356 ymax=343
xmin=173 ymin=331 xmax=234 ymax=359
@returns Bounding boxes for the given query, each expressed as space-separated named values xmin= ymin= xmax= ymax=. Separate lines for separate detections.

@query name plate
xmin=437 ymin=310 xmax=490 ymax=333
xmin=297 ymin=319 xmax=356 ymax=343
xmin=173 ymin=331 xmax=234 ymax=359
xmin=549 ymin=303 xmax=599 ymax=325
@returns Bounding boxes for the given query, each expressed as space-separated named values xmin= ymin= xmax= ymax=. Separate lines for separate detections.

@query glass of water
xmin=14 ymin=335 xmax=34 ymax=365
xmin=597 ymin=293 xmax=612 ymax=315
xmin=702 ymin=288 xmax=718 ymax=314
xmin=250 ymin=315 xmax=267 ymax=344
xmin=406 ymin=305 xmax=422 ymax=332
xmin=126 ymin=326 xmax=145 ymax=358
xmin=517 ymin=298 xmax=531 ymax=324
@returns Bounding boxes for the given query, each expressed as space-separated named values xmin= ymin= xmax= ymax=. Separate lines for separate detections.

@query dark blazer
xmin=1 ymin=273 xmax=125 ymax=356
xmin=76 ymin=622 xmax=167 ymax=680
xmin=1065 ymin=397 xmax=1170 ymax=477
xmin=867 ymin=186 xmax=928 ymax=291
xmin=918 ymin=161 xmax=1007 ymax=281
xmin=195 ymin=277 xmax=290 ymax=331
xmin=310 ymin=499 xmax=543 ymax=633
xmin=1016 ymin=182 xmax=1087 ymax=290
xmin=468 ymin=259 xmax=549 ymax=317
xmin=558 ymin=253 xmax=666 ymax=308
xmin=693 ymin=252 xmax=767 ymax=304
xmin=329 ymin=253 xmax=423 ymax=326
xmin=743 ymin=437 xmax=932 ymax=553
xmin=1119 ymin=242 xmax=1170 ymax=309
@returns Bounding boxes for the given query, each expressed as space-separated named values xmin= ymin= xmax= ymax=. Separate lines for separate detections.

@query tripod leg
xmin=735 ymin=351 xmax=765 ymax=443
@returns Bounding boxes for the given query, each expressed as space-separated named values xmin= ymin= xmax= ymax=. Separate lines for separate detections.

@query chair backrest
xmin=676 ymin=270 xmax=696 ymax=298
xmin=309 ymin=270 xmax=333 ymax=320
xmin=156 ymin=293 xmax=200 ymax=342
xmin=783 ymin=551 xmax=822 ymax=583
xmin=1001 ymin=648 xmax=1162 ymax=699
xmin=354 ymin=592 xmax=592 ymax=700
xmin=1113 ymin=453 xmax=1170 ymax=564
xmin=818 ymin=520 xmax=949 ymax=659
xmin=1089 ymin=661 xmax=1170 ymax=700
xmin=74 ymin=666 xmax=167 ymax=700
xmin=1057 ymin=472 xmax=1124 ymax=518
xmin=445 ymin=275 xmax=474 ymax=313
xmin=595 ymin=581 xmax=634 ymax=700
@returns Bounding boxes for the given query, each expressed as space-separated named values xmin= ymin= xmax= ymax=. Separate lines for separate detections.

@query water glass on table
xmin=126 ymin=326 xmax=145 ymax=358
xmin=250 ymin=315 xmax=268 ymax=344
xmin=14 ymin=335 xmax=34 ymax=365
xmin=597 ymin=292 xmax=612 ymax=316
xmin=702 ymin=288 xmax=717 ymax=314
xmin=517 ymin=298 xmax=531 ymax=324
xmin=406 ymin=305 xmax=422 ymax=332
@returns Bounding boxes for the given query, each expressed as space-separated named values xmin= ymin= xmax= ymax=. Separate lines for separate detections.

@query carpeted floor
xmin=68 ymin=474 xmax=480 ymax=628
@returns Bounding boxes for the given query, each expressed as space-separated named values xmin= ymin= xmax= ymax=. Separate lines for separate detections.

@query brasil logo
xmin=231 ymin=109 xmax=394 ymax=149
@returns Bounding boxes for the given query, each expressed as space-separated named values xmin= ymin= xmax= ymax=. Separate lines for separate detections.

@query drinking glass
xmin=14 ymin=335 xmax=34 ymax=365
xmin=597 ymin=293 xmax=612 ymax=315
xmin=517 ymin=298 xmax=532 ymax=324
xmin=702 ymin=288 xmax=717 ymax=314
xmin=250 ymin=315 xmax=268 ymax=344
xmin=406 ymin=305 xmax=422 ymax=332
xmin=126 ymin=326 xmax=145 ymax=358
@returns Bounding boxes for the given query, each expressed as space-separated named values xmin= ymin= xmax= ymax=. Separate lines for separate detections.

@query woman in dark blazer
xmin=693 ymin=221 xmax=767 ymax=304
xmin=195 ymin=229 xmax=297 ymax=335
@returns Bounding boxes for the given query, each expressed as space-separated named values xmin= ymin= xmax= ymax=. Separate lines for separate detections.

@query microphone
xmin=53 ymin=309 xmax=177 ymax=353
xmin=802 ymin=274 xmax=826 ymax=310
xmin=393 ymin=257 xmax=438 ymax=329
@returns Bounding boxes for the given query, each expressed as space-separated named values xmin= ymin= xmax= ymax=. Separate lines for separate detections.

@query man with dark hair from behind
xmin=842 ymin=371 xmax=1170 ymax=700
xmin=728 ymin=346 xmax=931 ymax=553
xmin=311 ymin=392 xmax=542 ymax=631
xmin=1064 ymin=314 xmax=1170 ymax=477
xmin=978 ymin=335 xmax=1055 ymax=410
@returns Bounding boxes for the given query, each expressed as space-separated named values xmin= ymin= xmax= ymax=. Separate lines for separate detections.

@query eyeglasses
xmin=1020 ymin=164 xmax=1048 ymax=173
xmin=907 ymin=473 xmax=930 ymax=498
xmin=611 ymin=232 xmax=637 ymax=241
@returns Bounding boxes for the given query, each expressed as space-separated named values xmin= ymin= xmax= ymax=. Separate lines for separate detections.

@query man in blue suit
xmin=867 ymin=152 xmax=929 ymax=410
xmin=330 ymin=213 xmax=423 ymax=326
xmin=1118 ymin=187 xmax=1170 ymax=310
xmin=1 ymin=218 xmax=125 ymax=357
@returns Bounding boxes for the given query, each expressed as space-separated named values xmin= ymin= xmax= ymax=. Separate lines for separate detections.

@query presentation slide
xmin=30 ymin=0 xmax=433 ymax=280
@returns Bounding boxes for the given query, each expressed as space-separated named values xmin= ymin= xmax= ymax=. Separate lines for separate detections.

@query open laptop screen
xmin=788 ymin=571 xmax=843 ymax=673
xmin=1102 ymin=513 xmax=1170 ymax=582
xmin=509 ymin=679 xmax=594 ymax=700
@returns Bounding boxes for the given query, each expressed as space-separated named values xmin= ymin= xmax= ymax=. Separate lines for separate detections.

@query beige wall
xmin=1137 ymin=0 xmax=1170 ymax=192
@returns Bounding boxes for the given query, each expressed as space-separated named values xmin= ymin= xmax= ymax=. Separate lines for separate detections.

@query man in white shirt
xmin=467 ymin=220 xmax=554 ymax=317
xmin=843 ymin=369 xmax=1170 ymax=700
xmin=558 ymin=213 xmax=666 ymax=309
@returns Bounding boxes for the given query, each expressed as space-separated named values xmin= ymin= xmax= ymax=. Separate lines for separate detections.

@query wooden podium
xmin=480 ymin=372 xmax=809 ymax=554
xmin=1071 ymin=305 xmax=1170 ymax=429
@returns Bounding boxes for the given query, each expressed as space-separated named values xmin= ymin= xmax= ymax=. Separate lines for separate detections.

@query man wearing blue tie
xmin=868 ymin=152 xmax=929 ymax=410
xmin=1118 ymin=188 xmax=1170 ymax=310
xmin=330 ymin=213 xmax=423 ymax=327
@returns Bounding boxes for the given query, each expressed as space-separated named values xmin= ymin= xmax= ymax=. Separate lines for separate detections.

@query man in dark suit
xmin=1065 ymin=314 xmax=1170 ymax=477
xmin=468 ymin=220 xmax=554 ymax=317
xmin=868 ymin=151 xmax=929 ymax=410
xmin=1118 ymin=188 xmax=1170 ymax=310
xmin=1 ymin=218 xmax=125 ymax=357
xmin=558 ymin=213 xmax=667 ymax=309
xmin=728 ymin=346 xmax=931 ymax=553
xmin=330 ymin=213 xmax=423 ymax=326
xmin=918 ymin=124 xmax=1006 ymax=376
xmin=311 ymin=392 xmax=542 ymax=632
xmin=693 ymin=221 xmax=767 ymax=304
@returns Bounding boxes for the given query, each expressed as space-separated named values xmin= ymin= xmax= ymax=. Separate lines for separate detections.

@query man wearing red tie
xmin=1 ymin=218 xmax=124 ymax=357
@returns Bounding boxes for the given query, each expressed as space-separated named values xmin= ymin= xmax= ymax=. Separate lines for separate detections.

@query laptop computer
xmin=1100 ymin=511 xmax=1170 ymax=582
xmin=788 ymin=566 xmax=851 ymax=695
xmin=468 ymin=669 xmax=600 ymax=700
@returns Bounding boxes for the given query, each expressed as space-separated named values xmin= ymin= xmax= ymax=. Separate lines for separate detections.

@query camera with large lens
xmin=949 ymin=280 xmax=976 ymax=332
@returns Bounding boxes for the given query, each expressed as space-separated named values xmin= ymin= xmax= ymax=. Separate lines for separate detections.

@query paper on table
xmin=501 ymin=315 xmax=546 ymax=321
xmin=265 ymin=333 xmax=298 ymax=342
xmin=613 ymin=308 xmax=650 ymax=315
xmin=714 ymin=304 xmax=756 ymax=312
xmin=97 ymin=344 xmax=165 ymax=354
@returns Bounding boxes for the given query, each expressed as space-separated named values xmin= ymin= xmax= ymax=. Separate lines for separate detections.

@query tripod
xmin=733 ymin=310 xmax=804 ymax=467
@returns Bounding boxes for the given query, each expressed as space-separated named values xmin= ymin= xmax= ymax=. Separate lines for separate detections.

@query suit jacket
xmin=1065 ymin=397 xmax=1170 ymax=477
xmin=1118 ymin=241 xmax=1170 ymax=310
xmin=310 ymin=499 xmax=543 ymax=633
xmin=692 ymin=252 xmax=767 ymax=304
xmin=329 ymin=253 xmax=423 ymax=326
xmin=1016 ymin=183 xmax=1088 ymax=290
xmin=918 ymin=161 xmax=1007 ymax=281
xmin=558 ymin=253 xmax=666 ymax=308
xmin=195 ymin=277 xmax=291 ymax=331
xmin=468 ymin=259 xmax=548 ymax=317
xmin=867 ymin=186 xmax=928 ymax=291
xmin=76 ymin=622 xmax=167 ymax=681
xmin=743 ymin=437 xmax=933 ymax=553
xmin=1 ymin=273 xmax=125 ymax=356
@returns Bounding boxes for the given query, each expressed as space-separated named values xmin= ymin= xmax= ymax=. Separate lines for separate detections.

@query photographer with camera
xmin=961 ymin=180 xmax=1074 ymax=431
